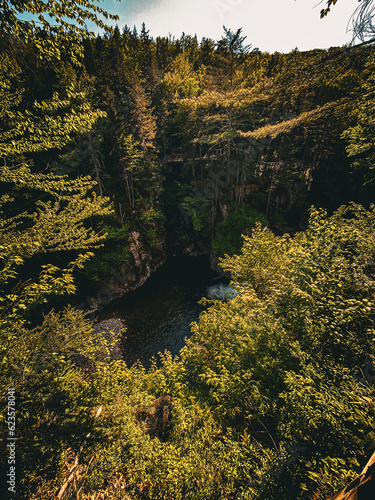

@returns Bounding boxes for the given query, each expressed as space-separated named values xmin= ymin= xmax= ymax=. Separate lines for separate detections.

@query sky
xmin=99 ymin=0 xmax=359 ymax=53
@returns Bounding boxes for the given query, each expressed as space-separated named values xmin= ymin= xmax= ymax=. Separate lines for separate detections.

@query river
xmin=97 ymin=255 xmax=230 ymax=368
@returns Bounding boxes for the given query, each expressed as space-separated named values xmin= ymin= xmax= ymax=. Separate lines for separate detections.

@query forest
xmin=1 ymin=0 xmax=375 ymax=498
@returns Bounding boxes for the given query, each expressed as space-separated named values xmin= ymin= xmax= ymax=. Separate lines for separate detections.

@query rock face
xmin=125 ymin=230 xmax=167 ymax=289
xmin=328 ymin=452 xmax=375 ymax=500
xmin=92 ymin=231 xmax=167 ymax=306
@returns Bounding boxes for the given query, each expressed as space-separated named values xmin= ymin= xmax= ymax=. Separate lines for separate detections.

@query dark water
xmin=98 ymin=255 xmax=228 ymax=368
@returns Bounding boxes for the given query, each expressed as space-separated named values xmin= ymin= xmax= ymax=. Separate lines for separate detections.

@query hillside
xmin=1 ymin=10 xmax=375 ymax=500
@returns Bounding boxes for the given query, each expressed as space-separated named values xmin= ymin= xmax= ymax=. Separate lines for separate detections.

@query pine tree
xmin=216 ymin=26 xmax=251 ymax=88
xmin=130 ymin=81 xmax=157 ymax=151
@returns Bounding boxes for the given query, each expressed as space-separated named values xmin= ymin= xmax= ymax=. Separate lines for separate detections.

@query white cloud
xmin=113 ymin=0 xmax=357 ymax=52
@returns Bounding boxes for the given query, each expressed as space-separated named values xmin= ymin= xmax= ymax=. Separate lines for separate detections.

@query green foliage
xmin=180 ymin=195 xmax=206 ymax=232
xmin=2 ymin=13 xmax=375 ymax=500
xmin=138 ymin=204 xmax=166 ymax=247
xmin=0 ymin=0 xmax=118 ymax=64
xmin=0 ymin=90 xmax=105 ymax=159
xmin=24 ymin=203 xmax=372 ymax=500
xmin=84 ymin=242 xmax=130 ymax=284
xmin=184 ymin=204 xmax=375 ymax=498
xmin=222 ymin=205 xmax=375 ymax=364
xmin=0 ymin=122 xmax=113 ymax=496
xmin=164 ymin=182 xmax=192 ymax=207
xmin=320 ymin=0 xmax=340 ymax=18
xmin=342 ymin=53 xmax=375 ymax=182
xmin=162 ymin=53 xmax=206 ymax=99
xmin=0 ymin=166 xmax=112 ymax=315
xmin=0 ymin=22 xmax=116 ymax=496
xmin=271 ymin=211 xmax=287 ymax=231
xmin=0 ymin=307 xmax=120 ymax=497
xmin=212 ymin=206 xmax=268 ymax=256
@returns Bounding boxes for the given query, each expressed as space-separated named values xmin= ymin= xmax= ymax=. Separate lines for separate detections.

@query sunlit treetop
xmin=0 ymin=0 xmax=119 ymax=38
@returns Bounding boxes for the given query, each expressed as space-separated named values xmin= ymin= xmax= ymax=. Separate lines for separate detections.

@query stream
xmin=97 ymin=255 xmax=231 ymax=368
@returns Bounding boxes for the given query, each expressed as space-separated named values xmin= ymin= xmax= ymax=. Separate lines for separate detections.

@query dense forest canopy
xmin=1 ymin=0 xmax=375 ymax=498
